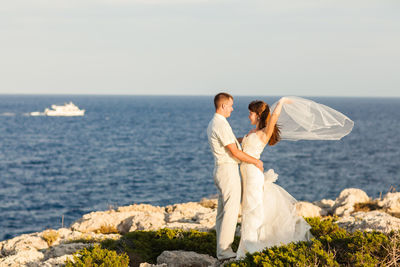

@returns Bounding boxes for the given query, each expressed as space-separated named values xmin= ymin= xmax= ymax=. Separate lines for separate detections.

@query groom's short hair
xmin=214 ymin=92 xmax=233 ymax=110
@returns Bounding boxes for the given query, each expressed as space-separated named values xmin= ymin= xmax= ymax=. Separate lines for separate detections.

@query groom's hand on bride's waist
xmin=255 ymin=160 xmax=264 ymax=172
xmin=226 ymin=143 xmax=263 ymax=171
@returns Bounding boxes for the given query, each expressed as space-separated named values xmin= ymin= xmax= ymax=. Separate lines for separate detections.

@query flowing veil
xmin=270 ymin=96 xmax=354 ymax=141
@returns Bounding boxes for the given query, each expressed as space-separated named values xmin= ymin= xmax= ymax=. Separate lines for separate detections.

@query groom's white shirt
xmin=207 ymin=113 xmax=241 ymax=165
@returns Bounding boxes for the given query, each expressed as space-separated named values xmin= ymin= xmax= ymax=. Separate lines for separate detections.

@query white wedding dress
xmin=236 ymin=132 xmax=313 ymax=259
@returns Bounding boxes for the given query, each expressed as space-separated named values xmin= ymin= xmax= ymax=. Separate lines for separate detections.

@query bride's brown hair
xmin=248 ymin=100 xmax=281 ymax=146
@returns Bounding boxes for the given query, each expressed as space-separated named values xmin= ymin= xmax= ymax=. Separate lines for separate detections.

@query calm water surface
xmin=0 ymin=95 xmax=399 ymax=241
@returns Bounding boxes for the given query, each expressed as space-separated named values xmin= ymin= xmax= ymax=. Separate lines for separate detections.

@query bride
xmin=236 ymin=96 xmax=353 ymax=259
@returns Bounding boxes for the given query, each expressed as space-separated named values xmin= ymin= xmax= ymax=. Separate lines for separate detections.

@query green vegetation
xmin=65 ymin=244 xmax=129 ymax=267
xmin=101 ymin=228 xmax=237 ymax=265
xmin=227 ymin=217 xmax=399 ymax=267
xmin=65 ymin=218 xmax=400 ymax=266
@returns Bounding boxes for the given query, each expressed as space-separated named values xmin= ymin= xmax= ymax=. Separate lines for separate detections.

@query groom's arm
xmin=225 ymin=143 xmax=264 ymax=172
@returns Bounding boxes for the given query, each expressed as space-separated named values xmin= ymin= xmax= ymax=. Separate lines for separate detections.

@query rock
xmin=165 ymin=202 xmax=214 ymax=223
xmin=117 ymin=211 xmax=166 ymax=233
xmin=378 ymin=192 xmax=400 ymax=213
xmin=295 ymin=201 xmax=326 ymax=217
xmin=140 ymin=263 xmax=167 ymax=267
xmin=41 ymin=255 xmax=74 ymax=267
xmin=333 ymin=188 xmax=370 ymax=216
xmin=157 ymin=250 xmax=219 ymax=267
xmin=26 ymin=254 xmax=74 ymax=267
xmin=117 ymin=203 xmax=165 ymax=213
xmin=1 ymin=233 xmax=48 ymax=257
xmin=71 ymin=209 xmax=166 ymax=233
xmin=56 ymin=228 xmax=120 ymax=243
xmin=199 ymin=198 xmax=218 ymax=209
xmin=313 ymin=199 xmax=335 ymax=213
xmin=0 ymin=248 xmax=44 ymax=267
xmin=195 ymin=210 xmax=217 ymax=229
xmin=336 ymin=211 xmax=400 ymax=234
xmin=43 ymin=243 xmax=92 ymax=260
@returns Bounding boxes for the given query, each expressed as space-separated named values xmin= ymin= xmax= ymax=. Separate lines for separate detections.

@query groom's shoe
xmin=217 ymin=250 xmax=236 ymax=261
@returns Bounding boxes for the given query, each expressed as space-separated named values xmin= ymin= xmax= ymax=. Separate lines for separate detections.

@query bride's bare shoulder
xmin=255 ymin=130 xmax=269 ymax=144
xmin=248 ymin=128 xmax=257 ymax=134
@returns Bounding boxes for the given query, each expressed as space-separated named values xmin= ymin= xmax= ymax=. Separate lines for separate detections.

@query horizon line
xmin=0 ymin=93 xmax=399 ymax=99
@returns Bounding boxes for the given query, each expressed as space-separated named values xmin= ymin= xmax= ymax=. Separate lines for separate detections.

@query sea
xmin=0 ymin=95 xmax=399 ymax=241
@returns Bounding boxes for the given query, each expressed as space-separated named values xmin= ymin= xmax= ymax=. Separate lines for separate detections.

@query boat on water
xmin=30 ymin=102 xmax=85 ymax=116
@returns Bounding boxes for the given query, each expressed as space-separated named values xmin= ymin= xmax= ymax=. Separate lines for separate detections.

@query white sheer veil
xmin=270 ymin=96 xmax=354 ymax=141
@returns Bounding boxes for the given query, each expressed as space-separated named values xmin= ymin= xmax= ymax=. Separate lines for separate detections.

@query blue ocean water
xmin=0 ymin=95 xmax=399 ymax=241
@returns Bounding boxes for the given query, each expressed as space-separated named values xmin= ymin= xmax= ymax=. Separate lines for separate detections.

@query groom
xmin=207 ymin=92 xmax=263 ymax=260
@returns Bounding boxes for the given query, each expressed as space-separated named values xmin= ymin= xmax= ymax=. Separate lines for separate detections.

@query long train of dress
xmin=236 ymin=133 xmax=313 ymax=259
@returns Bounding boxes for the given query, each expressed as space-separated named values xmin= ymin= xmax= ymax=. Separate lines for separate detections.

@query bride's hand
xmin=280 ymin=97 xmax=293 ymax=105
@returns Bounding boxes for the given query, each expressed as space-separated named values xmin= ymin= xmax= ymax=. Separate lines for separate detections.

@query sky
xmin=1 ymin=0 xmax=399 ymax=97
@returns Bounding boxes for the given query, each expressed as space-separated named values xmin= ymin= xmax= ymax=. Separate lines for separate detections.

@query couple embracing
xmin=207 ymin=92 xmax=353 ymax=260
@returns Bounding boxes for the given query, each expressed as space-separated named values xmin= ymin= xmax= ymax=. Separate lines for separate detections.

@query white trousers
xmin=213 ymin=163 xmax=241 ymax=259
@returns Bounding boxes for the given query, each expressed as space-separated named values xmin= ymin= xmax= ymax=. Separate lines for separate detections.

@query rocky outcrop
xmin=296 ymin=201 xmax=327 ymax=217
xmin=313 ymin=199 xmax=335 ymax=213
xmin=332 ymin=188 xmax=370 ymax=216
xmin=378 ymin=192 xmax=400 ymax=214
xmin=2 ymin=187 xmax=400 ymax=267
xmin=70 ymin=204 xmax=166 ymax=234
xmin=336 ymin=211 xmax=400 ymax=234
xmin=157 ymin=250 xmax=219 ymax=267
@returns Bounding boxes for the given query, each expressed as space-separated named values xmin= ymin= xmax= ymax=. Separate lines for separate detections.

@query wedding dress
xmin=235 ymin=96 xmax=353 ymax=259
xmin=236 ymin=132 xmax=313 ymax=259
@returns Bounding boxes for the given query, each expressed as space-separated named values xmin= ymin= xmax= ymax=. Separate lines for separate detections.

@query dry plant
xmin=42 ymin=229 xmax=60 ymax=246
xmin=353 ymin=200 xmax=381 ymax=213
xmin=95 ymin=224 xmax=119 ymax=234
xmin=381 ymin=231 xmax=400 ymax=267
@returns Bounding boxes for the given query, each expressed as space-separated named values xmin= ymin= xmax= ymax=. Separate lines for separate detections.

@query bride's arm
xmin=263 ymin=97 xmax=291 ymax=139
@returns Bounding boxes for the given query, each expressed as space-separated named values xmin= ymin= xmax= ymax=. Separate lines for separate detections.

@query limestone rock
xmin=313 ymin=199 xmax=335 ymax=213
xmin=42 ymin=255 xmax=74 ymax=267
xmin=336 ymin=211 xmax=400 ymax=234
xmin=199 ymin=198 xmax=218 ymax=209
xmin=43 ymin=243 xmax=92 ymax=260
xmin=1 ymin=233 xmax=48 ymax=257
xmin=0 ymin=248 xmax=44 ymax=267
xmin=333 ymin=188 xmax=370 ymax=216
xmin=157 ymin=250 xmax=219 ymax=267
xmin=165 ymin=202 xmax=214 ymax=223
xmin=117 ymin=203 xmax=165 ymax=213
xmin=296 ymin=201 xmax=326 ymax=217
xmin=117 ymin=211 xmax=166 ymax=233
xmin=26 ymin=254 xmax=74 ymax=267
xmin=378 ymin=192 xmax=400 ymax=213
xmin=140 ymin=263 xmax=167 ymax=267
xmin=56 ymin=228 xmax=120 ymax=243
xmin=194 ymin=210 xmax=217 ymax=229
xmin=70 ymin=209 xmax=166 ymax=233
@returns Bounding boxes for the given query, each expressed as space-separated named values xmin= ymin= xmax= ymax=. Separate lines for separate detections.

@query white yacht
xmin=43 ymin=102 xmax=85 ymax=116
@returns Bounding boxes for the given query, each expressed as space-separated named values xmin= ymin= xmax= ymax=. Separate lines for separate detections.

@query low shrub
xmin=102 ymin=228 xmax=238 ymax=264
xmin=61 ymin=218 xmax=399 ymax=266
xmin=226 ymin=217 xmax=398 ymax=267
xmin=65 ymin=244 xmax=129 ymax=267
xmin=228 ymin=240 xmax=338 ymax=267
xmin=42 ymin=229 xmax=60 ymax=246
xmin=95 ymin=224 xmax=119 ymax=234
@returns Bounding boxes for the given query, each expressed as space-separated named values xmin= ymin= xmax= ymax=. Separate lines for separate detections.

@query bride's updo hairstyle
xmin=248 ymin=100 xmax=281 ymax=146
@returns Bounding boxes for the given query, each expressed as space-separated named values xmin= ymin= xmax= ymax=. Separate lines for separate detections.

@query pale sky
xmin=1 ymin=0 xmax=399 ymax=97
